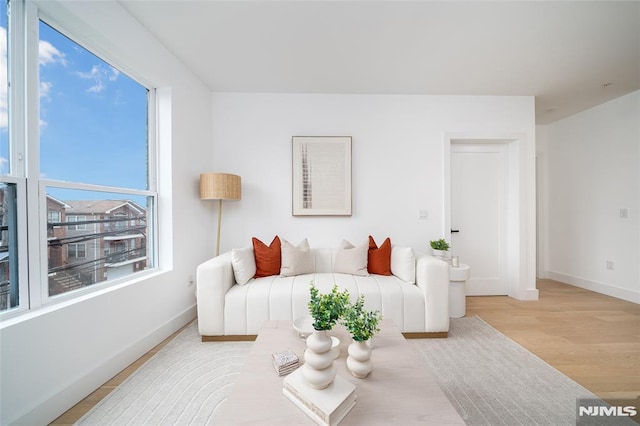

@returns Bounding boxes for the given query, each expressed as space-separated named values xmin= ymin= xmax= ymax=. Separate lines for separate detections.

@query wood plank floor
xmin=50 ymin=279 xmax=640 ymax=425
xmin=467 ymin=279 xmax=640 ymax=402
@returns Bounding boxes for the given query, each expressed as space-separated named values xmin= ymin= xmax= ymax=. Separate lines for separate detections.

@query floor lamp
xmin=200 ymin=173 xmax=242 ymax=256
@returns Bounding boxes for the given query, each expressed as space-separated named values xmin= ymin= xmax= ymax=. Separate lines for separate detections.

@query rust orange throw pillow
xmin=368 ymin=236 xmax=392 ymax=275
xmin=252 ymin=236 xmax=281 ymax=278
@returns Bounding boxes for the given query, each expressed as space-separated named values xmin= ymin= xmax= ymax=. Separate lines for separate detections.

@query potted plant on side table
xmin=342 ymin=295 xmax=382 ymax=379
xmin=303 ymin=283 xmax=350 ymax=389
xmin=430 ymin=238 xmax=450 ymax=260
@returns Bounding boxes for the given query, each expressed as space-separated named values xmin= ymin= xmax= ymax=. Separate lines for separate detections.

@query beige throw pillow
xmin=280 ymin=238 xmax=314 ymax=276
xmin=334 ymin=239 xmax=369 ymax=276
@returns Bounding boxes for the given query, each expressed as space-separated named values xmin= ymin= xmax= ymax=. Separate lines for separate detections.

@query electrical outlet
xmin=418 ymin=209 xmax=429 ymax=219
xmin=188 ymin=274 xmax=195 ymax=286
xmin=620 ymin=208 xmax=629 ymax=219
xmin=606 ymin=261 xmax=614 ymax=270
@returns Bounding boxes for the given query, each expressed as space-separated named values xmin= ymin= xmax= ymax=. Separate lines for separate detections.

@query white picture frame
xmin=292 ymin=136 xmax=352 ymax=216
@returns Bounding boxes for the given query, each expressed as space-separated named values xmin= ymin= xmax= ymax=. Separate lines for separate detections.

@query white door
xmin=450 ymin=144 xmax=508 ymax=295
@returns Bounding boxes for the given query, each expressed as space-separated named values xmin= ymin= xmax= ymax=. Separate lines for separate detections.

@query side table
xmin=449 ymin=263 xmax=471 ymax=318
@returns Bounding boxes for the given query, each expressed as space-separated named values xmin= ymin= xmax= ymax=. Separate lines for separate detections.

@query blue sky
xmin=39 ymin=21 xmax=148 ymax=193
xmin=2 ymin=11 xmax=149 ymax=199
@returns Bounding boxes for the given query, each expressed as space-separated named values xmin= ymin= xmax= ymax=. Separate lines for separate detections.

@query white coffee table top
xmin=213 ymin=319 xmax=464 ymax=425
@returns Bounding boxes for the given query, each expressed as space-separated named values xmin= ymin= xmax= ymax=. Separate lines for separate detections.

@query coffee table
xmin=213 ymin=319 xmax=464 ymax=425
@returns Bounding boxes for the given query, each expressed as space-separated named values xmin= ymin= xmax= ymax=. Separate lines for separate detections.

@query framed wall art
xmin=292 ymin=136 xmax=352 ymax=216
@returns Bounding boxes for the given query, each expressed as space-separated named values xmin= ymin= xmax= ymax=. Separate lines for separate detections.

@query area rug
xmin=76 ymin=317 xmax=606 ymax=425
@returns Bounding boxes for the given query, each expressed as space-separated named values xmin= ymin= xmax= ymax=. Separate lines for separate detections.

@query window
xmin=67 ymin=243 xmax=86 ymax=258
xmin=48 ymin=210 xmax=61 ymax=223
xmin=1 ymin=1 xmax=17 ymax=312
xmin=66 ymin=215 xmax=86 ymax=231
xmin=0 ymin=182 xmax=17 ymax=310
xmin=1 ymin=0 xmax=8 ymax=175
xmin=1 ymin=1 xmax=158 ymax=315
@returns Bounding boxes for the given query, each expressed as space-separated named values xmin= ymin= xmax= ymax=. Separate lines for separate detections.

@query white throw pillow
xmin=231 ymin=247 xmax=257 ymax=285
xmin=280 ymin=238 xmax=314 ymax=276
xmin=333 ymin=239 xmax=369 ymax=276
xmin=391 ymin=246 xmax=416 ymax=283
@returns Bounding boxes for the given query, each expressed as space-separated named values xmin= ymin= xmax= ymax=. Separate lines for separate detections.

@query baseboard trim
xmin=402 ymin=331 xmax=448 ymax=339
xmin=202 ymin=331 xmax=449 ymax=341
xmin=14 ymin=304 xmax=197 ymax=426
xmin=202 ymin=335 xmax=257 ymax=342
xmin=546 ymin=271 xmax=640 ymax=304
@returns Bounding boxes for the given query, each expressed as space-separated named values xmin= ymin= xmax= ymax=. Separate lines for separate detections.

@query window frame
xmin=1 ymin=0 xmax=160 ymax=317
xmin=66 ymin=215 xmax=87 ymax=231
xmin=66 ymin=242 xmax=86 ymax=259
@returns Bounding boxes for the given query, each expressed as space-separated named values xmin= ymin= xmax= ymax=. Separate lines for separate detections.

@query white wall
xmin=0 ymin=2 xmax=215 ymax=424
xmin=537 ymin=90 xmax=640 ymax=303
xmin=211 ymin=93 xmax=538 ymax=299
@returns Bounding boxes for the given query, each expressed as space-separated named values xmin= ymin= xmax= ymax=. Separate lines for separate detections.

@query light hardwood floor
xmin=51 ymin=279 xmax=640 ymax=425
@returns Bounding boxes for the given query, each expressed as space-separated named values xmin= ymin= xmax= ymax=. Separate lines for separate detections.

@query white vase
xmin=346 ymin=340 xmax=373 ymax=379
xmin=302 ymin=330 xmax=337 ymax=389
xmin=432 ymin=249 xmax=449 ymax=260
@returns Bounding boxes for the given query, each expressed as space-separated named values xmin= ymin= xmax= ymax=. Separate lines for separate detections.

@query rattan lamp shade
xmin=200 ymin=173 xmax=241 ymax=200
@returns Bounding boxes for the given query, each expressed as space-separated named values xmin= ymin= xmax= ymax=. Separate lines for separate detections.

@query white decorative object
xmin=449 ymin=263 xmax=471 ymax=318
xmin=347 ymin=340 xmax=373 ymax=379
xmin=292 ymin=136 xmax=352 ymax=216
xmin=283 ymin=368 xmax=356 ymax=426
xmin=432 ymin=249 xmax=449 ymax=260
xmin=302 ymin=330 xmax=337 ymax=389
xmin=331 ymin=336 xmax=340 ymax=359
xmin=293 ymin=316 xmax=314 ymax=340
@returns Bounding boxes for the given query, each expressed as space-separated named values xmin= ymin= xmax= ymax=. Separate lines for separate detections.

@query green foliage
xmin=430 ymin=238 xmax=450 ymax=251
xmin=308 ymin=283 xmax=350 ymax=331
xmin=341 ymin=295 xmax=382 ymax=342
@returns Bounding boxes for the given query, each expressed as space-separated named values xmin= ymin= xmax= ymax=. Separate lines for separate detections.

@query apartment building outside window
xmin=1 ymin=0 xmax=158 ymax=315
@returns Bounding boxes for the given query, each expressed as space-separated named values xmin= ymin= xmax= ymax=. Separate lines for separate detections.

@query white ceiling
xmin=120 ymin=1 xmax=640 ymax=124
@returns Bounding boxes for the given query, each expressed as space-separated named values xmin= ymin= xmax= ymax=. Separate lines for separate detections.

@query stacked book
xmin=283 ymin=369 xmax=357 ymax=426
xmin=272 ymin=349 xmax=300 ymax=376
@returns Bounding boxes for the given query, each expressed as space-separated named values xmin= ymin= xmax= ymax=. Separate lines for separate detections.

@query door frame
xmin=443 ymin=133 xmax=531 ymax=299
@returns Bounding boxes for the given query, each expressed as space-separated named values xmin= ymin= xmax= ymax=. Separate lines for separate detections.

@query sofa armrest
xmin=196 ymin=252 xmax=235 ymax=336
xmin=415 ymin=251 xmax=450 ymax=333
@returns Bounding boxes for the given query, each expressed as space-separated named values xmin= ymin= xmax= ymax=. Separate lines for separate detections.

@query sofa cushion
xmin=280 ymin=238 xmax=314 ymax=276
xmin=391 ymin=246 xmax=416 ymax=284
xmin=224 ymin=272 xmax=425 ymax=335
xmin=368 ymin=236 xmax=392 ymax=275
xmin=231 ymin=247 xmax=256 ymax=285
xmin=333 ymin=239 xmax=368 ymax=276
xmin=252 ymin=236 xmax=281 ymax=277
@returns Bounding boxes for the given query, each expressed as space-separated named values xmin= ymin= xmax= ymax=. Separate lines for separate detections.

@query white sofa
xmin=196 ymin=247 xmax=450 ymax=340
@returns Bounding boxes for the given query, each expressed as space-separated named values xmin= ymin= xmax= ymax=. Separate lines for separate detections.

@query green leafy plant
xmin=341 ymin=295 xmax=382 ymax=342
xmin=430 ymin=238 xmax=450 ymax=251
xmin=308 ymin=283 xmax=350 ymax=331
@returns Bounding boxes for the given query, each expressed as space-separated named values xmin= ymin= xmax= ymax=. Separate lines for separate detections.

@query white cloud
xmin=109 ymin=67 xmax=120 ymax=81
xmin=39 ymin=40 xmax=66 ymax=66
xmin=40 ymin=81 xmax=53 ymax=99
xmin=77 ymin=64 xmax=119 ymax=94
